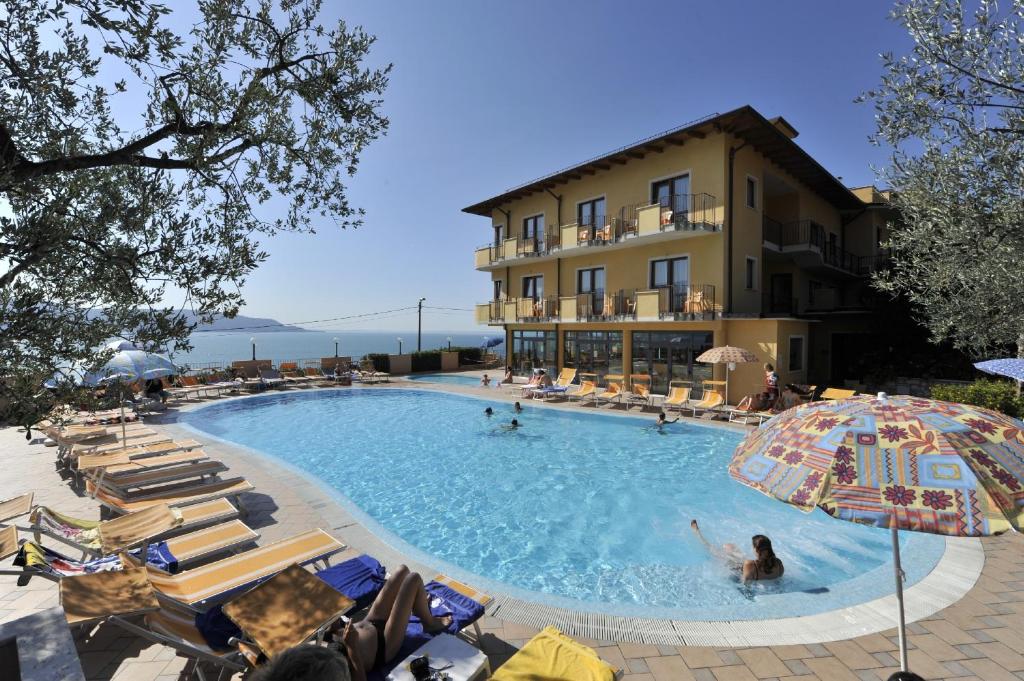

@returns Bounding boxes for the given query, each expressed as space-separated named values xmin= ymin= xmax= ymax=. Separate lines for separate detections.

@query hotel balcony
xmin=476 ymin=284 xmax=718 ymax=326
xmin=762 ymin=217 xmax=880 ymax=277
xmin=473 ymin=193 xmax=721 ymax=271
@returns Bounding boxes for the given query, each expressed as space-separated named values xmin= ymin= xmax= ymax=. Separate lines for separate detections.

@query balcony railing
xmin=762 ymin=217 xmax=876 ymax=275
xmin=655 ymin=284 xmax=717 ymax=320
xmin=762 ymin=292 xmax=799 ymax=316
xmin=474 ymin=194 xmax=722 ymax=268
xmin=515 ymin=296 xmax=559 ymax=321
xmin=575 ymin=289 xmax=637 ymax=321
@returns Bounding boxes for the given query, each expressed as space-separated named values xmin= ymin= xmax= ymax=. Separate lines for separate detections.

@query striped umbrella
xmin=729 ymin=393 xmax=1024 ymax=673
xmin=696 ymin=345 xmax=759 ymax=405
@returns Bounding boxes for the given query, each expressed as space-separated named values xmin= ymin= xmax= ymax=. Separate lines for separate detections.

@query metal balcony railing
xmin=655 ymin=193 xmax=720 ymax=232
xmin=655 ymin=284 xmax=717 ymax=320
xmin=762 ymin=292 xmax=799 ymax=315
xmin=575 ymin=289 xmax=637 ymax=321
xmin=762 ymin=217 xmax=869 ymax=275
xmin=516 ymin=296 xmax=558 ymax=321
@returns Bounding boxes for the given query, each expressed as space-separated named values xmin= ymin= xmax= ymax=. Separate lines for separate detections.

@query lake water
xmin=173 ymin=330 xmax=499 ymax=369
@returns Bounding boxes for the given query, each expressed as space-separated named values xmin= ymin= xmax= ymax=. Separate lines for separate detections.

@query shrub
xmin=410 ymin=350 xmax=442 ymax=372
xmin=452 ymin=346 xmax=483 ymax=365
xmin=365 ymin=353 xmax=390 ymax=373
xmin=930 ymin=379 xmax=1024 ymax=418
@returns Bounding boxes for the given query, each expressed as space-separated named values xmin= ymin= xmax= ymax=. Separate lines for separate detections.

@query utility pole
xmin=417 ymin=297 xmax=426 ymax=352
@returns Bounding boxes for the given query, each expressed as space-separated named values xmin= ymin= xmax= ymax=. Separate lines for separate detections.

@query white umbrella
xmin=83 ymin=349 xmax=178 ymax=444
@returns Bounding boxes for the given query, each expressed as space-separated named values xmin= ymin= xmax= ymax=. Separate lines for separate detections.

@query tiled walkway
xmin=1 ymin=381 xmax=1022 ymax=681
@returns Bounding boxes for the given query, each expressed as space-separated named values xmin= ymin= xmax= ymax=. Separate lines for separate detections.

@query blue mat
xmin=316 ymin=554 xmax=386 ymax=611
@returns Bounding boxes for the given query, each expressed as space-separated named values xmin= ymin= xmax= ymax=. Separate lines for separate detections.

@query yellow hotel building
xmin=466 ymin=105 xmax=892 ymax=402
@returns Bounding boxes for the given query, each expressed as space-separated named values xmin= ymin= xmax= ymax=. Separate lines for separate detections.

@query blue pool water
xmin=405 ymin=373 xmax=483 ymax=386
xmin=182 ymin=389 xmax=946 ymax=620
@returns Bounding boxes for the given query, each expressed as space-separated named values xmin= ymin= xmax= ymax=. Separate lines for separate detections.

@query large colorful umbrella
xmin=729 ymin=393 xmax=1024 ymax=673
xmin=695 ymin=345 xmax=759 ymax=405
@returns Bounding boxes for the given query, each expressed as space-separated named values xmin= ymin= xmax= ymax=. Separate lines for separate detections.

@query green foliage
xmin=862 ymin=0 xmax=1024 ymax=358
xmin=931 ymin=379 xmax=1024 ymax=418
xmin=365 ymin=353 xmax=390 ymax=373
xmin=0 ymin=0 xmax=390 ymax=426
xmin=408 ymin=346 xmax=480 ymax=372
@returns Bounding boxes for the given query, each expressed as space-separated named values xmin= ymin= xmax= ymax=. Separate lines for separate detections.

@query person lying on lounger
xmin=689 ymin=519 xmax=784 ymax=583
xmin=333 ymin=565 xmax=452 ymax=681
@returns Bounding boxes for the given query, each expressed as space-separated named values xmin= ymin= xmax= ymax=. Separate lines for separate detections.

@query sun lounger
xmin=94 ymin=449 xmax=210 ymax=475
xmin=663 ymin=386 xmax=692 ymax=412
xmin=492 ymin=625 xmax=619 ymax=680
xmin=727 ymin=396 xmax=761 ymax=424
xmin=124 ymin=528 xmax=345 ymax=606
xmin=687 ymin=390 xmax=724 ymax=417
xmin=821 ymin=387 xmax=857 ymax=400
xmin=258 ymin=368 xmax=287 ymax=389
xmin=569 ymin=380 xmax=597 ymax=402
xmin=87 ymin=477 xmax=254 ymax=515
xmin=89 ymin=460 xmax=229 ymax=497
xmin=0 ymin=525 xmax=18 ymax=560
xmin=595 ymin=379 xmax=623 ymax=406
xmin=532 ymin=368 xmax=577 ymax=401
xmin=26 ymin=500 xmax=241 ymax=557
xmin=70 ymin=432 xmax=172 ymax=458
xmin=279 ymin=363 xmax=315 ymax=385
xmin=0 ymin=492 xmax=34 ymax=524
xmin=626 ymin=375 xmax=653 ymax=409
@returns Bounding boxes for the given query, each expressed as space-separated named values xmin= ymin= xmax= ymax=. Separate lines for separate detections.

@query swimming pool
xmin=182 ymin=389 xmax=945 ymax=620
xmin=405 ymin=372 xmax=483 ymax=387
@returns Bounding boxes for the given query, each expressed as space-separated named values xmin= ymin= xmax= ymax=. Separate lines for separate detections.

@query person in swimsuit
xmin=336 ymin=565 xmax=452 ymax=681
xmin=690 ymin=520 xmax=784 ymax=582
xmin=513 ymin=401 xmax=523 ymax=413
xmin=655 ymin=411 xmax=679 ymax=430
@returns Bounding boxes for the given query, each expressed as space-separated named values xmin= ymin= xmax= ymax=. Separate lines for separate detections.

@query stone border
xmin=154 ymin=381 xmax=984 ymax=646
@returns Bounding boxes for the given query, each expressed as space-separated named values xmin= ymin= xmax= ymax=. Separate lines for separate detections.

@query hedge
xmin=365 ymin=353 xmax=390 ymax=373
xmin=930 ymin=379 xmax=1024 ymax=419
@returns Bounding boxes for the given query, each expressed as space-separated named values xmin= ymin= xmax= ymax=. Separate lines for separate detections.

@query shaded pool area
xmin=181 ymin=389 xmax=946 ymax=620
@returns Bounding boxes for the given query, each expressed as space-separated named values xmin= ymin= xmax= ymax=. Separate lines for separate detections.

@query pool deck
xmin=2 ymin=375 xmax=1023 ymax=680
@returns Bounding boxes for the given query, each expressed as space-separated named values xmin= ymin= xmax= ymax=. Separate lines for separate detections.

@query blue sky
xmin=195 ymin=2 xmax=910 ymax=332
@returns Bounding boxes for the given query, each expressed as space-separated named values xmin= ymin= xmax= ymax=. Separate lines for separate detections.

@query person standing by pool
xmin=689 ymin=519 xmax=784 ymax=582
xmin=763 ymin=363 xmax=779 ymax=406
xmin=480 ymin=373 xmax=491 ymax=387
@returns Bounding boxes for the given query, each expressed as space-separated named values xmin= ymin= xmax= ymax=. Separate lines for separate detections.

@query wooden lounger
xmin=95 ymin=449 xmax=210 ymax=475
xmin=71 ymin=433 xmax=172 ymax=458
xmin=88 ymin=477 xmax=254 ymax=514
xmin=0 ymin=492 xmax=34 ymax=523
xmin=91 ymin=460 xmax=228 ymax=496
xmin=126 ymin=528 xmax=345 ymax=606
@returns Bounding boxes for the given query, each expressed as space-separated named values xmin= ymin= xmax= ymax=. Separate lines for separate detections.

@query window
xmin=493 ymin=223 xmax=504 ymax=246
xmin=577 ymin=197 xmax=606 ymax=228
xmin=522 ymin=275 xmax=543 ymax=300
xmin=522 ymin=214 xmax=545 ymax=248
xmin=652 ymin=174 xmax=690 ymax=224
xmin=630 ymin=331 xmax=714 ymax=394
xmin=744 ymin=257 xmax=757 ymax=290
xmin=492 ymin=280 xmax=503 ymax=301
xmin=650 ymin=257 xmax=689 ymax=290
xmin=577 ymin=267 xmax=606 ymax=316
xmin=745 ymin=176 xmax=758 ymax=209
xmin=511 ymin=331 xmax=557 ymax=374
xmin=789 ymin=336 xmax=805 ymax=372
xmin=563 ymin=331 xmax=623 ymax=382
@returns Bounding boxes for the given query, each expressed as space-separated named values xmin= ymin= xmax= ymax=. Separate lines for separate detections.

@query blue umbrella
xmin=484 ymin=337 xmax=504 ymax=348
xmin=975 ymin=358 xmax=1024 ymax=382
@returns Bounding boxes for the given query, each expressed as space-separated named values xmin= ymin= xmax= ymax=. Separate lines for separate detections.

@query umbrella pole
xmin=120 ymin=393 xmax=127 ymax=447
xmin=891 ymin=524 xmax=909 ymax=672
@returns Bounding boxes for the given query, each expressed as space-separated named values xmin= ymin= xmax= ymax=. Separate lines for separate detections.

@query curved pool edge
xmin=159 ymin=385 xmax=984 ymax=646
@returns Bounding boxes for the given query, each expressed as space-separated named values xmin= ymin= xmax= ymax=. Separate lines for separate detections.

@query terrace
xmin=475 ymin=283 xmax=718 ymax=325
xmin=474 ymin=193 xmax=722 ymax=271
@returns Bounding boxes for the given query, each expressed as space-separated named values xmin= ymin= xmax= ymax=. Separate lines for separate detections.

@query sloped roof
xmin=462 ymin=105 xmax=864 ymax=216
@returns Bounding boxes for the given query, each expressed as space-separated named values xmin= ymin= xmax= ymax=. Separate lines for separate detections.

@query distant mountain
xmin=184 ymin=311 xmax=310 ymax=333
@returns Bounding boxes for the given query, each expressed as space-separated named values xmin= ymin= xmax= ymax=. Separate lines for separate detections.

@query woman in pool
xmin=497 ymin=366 xmax=514 ymax=387
xmin=513 ymin=401 xmax=523 ymax=413
xmin=484 ymin=407 xmax=494 ymax=417
xmin=689 ymin=520 xmax=784 ymax=582
xmin=334 ymin=565 xmax=452 ymax=681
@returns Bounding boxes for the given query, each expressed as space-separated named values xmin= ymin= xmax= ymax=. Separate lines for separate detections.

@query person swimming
xmin=484 ymin=407 xmax=493 ymax=417
xmin=513 ymin=401 xmax=523 ymax=413
xmin=655 ymin=411 xmax=679 ymax=429
xmin=510 ymin=418 xmax=519 ymax=428
xmin=689 ymin=519 xmax=784 ymax=583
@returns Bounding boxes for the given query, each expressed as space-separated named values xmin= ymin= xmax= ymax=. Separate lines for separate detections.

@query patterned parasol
xmin=695 ymin=345 xmax=759 ymax=405
xmin=729 ymin=393 xmax=1024 ymax=672
xmin=695 ymin=345 xmax=759 ymax=365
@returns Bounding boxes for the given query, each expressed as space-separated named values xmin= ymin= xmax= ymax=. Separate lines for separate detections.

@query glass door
xmin=652 ymin=174 xmax=691 ymax=225
xmin=578 ymin=267 xmax=605 ymax=316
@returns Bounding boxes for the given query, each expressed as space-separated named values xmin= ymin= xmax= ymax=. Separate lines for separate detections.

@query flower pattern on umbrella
xmin=729 ymin=394 xmax=1024 ymax=536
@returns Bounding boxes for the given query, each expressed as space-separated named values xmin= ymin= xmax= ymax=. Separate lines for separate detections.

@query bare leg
xmin=381 ymin=572 xmax=452 ymax=663
xmin=365 ymin=564 xmax=410 ymax=623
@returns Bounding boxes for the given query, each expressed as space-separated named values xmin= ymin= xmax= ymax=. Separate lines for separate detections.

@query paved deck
xmin=1 ymin=378 xmax=1022 ymax=681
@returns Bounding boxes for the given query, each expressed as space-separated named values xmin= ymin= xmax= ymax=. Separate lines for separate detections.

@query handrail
xmin=653 ymin=283 xmax=717 ymax=320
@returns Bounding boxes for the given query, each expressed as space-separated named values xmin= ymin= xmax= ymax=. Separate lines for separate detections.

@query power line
xmin=424 ymin=305 xmax=474 ymax=312
xmin=192 ymin=306 xmax=418 ymax=332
